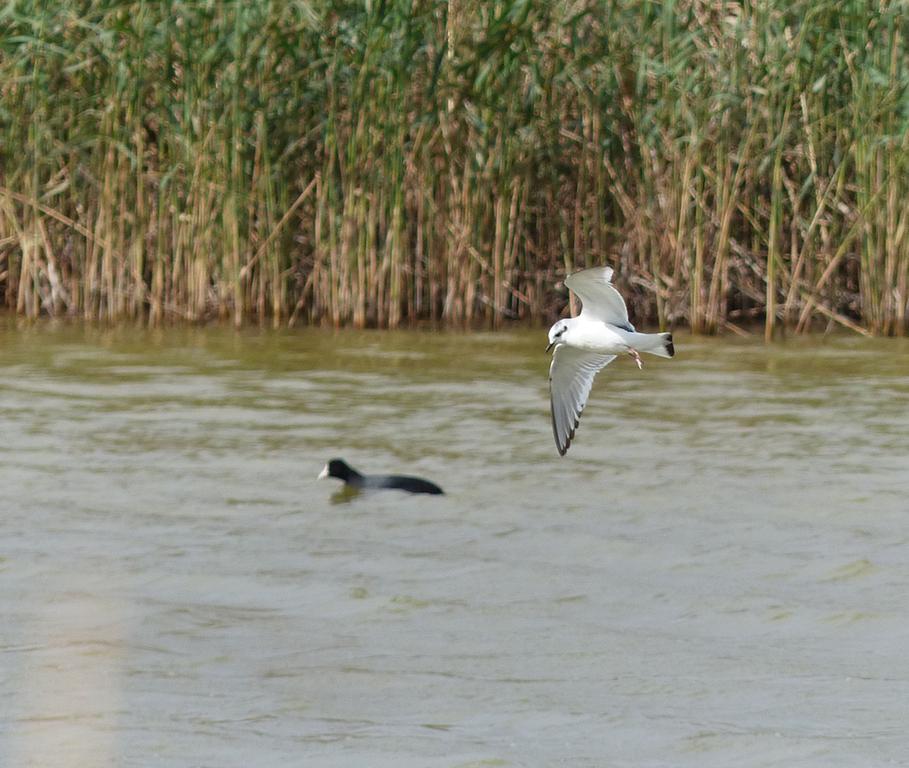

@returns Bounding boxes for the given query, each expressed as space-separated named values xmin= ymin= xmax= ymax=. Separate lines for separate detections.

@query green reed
xmin=1 ymin=0 xmax=907 ymax=334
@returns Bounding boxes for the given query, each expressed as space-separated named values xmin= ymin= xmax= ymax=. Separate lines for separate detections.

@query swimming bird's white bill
xmin=564 ymin=266 xmax=634 ymax=330
xmin=317 ymin=464 xmax=329 ymax=480
xmin=549 ymin=345 xmax=616 ymax=456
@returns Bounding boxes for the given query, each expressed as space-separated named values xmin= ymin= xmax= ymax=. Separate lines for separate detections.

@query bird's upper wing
xmin=549 ymin=345 xmax=616 ymax=456
xmin=564 ymin=266 xmax=634 ymax=330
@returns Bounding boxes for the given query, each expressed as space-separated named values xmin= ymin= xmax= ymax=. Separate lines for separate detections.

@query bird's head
xmin=318 ymin=458 xmax=353 ymax=481
xmin=546 ymin=320 xmax=570 ymax=353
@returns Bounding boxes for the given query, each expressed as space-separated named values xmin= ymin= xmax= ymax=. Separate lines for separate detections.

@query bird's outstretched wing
xmin=565 ymin=266 xmax=634 ymax=330
xmin=549 ymin=345 xmax=616 ymax=456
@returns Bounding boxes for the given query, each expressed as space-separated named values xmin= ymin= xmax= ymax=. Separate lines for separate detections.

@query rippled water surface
xmin=1 ymin=323 xmax=908 ymax=767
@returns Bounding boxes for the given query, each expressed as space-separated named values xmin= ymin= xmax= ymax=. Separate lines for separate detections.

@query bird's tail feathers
xmin=639 ymin=331 xmax=675 ymax=358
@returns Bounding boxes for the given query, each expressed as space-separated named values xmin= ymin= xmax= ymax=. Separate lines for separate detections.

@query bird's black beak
xmin=545 ymin=341 xmax=554 ymax=353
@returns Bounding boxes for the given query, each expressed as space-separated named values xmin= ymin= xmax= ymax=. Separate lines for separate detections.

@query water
xmin=1 ymin=323 xmax=908 ymax=767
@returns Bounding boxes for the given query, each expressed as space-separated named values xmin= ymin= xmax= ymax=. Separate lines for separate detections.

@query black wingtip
xmin=557 ymin=420 xmax=579 ymax=456
xmin=665 ymin=332 xmax=675 ymax=358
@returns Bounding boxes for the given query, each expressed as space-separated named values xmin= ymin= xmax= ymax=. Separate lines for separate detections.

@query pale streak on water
xmin=1 ymin=324 xmax=908 ymax=767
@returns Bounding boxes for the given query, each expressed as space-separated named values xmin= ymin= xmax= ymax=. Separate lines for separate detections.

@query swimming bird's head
xmin=546 ymin=320 xmax=570 ymax=353
xmin=318 ymin=458 xmax=353 ymax=482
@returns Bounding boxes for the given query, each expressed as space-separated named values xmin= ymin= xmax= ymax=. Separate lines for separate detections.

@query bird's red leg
xmin=628 ymin=349 xmax=643 ymax=370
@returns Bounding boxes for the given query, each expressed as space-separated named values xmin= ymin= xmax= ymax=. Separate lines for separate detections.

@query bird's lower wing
xmin=565 ymin=266 xmax=633 ymax=330
xmin=549 ymin=346 xmax=616 ymax=456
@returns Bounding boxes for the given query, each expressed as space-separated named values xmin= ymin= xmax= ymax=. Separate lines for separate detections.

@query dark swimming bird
xmin=317 ymin=458 xmax=444 ymax=495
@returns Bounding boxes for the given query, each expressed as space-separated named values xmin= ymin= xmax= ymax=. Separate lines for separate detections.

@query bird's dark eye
xmin=556 ymin=328 xmax=565 ymax=336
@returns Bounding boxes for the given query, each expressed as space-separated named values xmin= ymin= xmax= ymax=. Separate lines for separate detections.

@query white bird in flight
xmin=547 ymin=266 xmax=675 ymax=456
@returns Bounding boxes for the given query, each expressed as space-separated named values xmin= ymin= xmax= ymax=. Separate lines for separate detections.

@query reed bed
xmin=1 ymin=0 xmax=907 ymax=334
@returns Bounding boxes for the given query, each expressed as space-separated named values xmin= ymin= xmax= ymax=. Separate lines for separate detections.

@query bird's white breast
xmin=564 ymin=320 xmax=629 ymax=354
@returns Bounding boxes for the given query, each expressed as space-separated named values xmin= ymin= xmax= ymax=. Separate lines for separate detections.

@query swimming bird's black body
xmin=318 ymin=458 xmax=444 ymax=495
